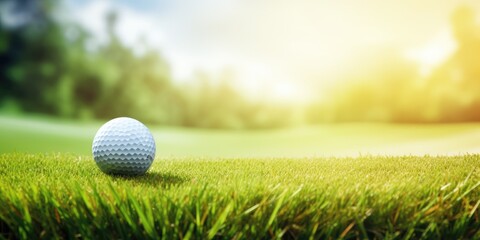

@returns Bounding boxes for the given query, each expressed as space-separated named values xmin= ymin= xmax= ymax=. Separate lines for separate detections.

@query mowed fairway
xmin=0 ymin=153 xmax=479 ymax=239
xmin=2 ymin=114 xmax=480 ymax=157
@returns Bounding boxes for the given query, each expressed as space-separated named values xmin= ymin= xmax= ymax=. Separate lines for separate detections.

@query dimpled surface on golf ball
xmin=92 ymin=117 xmax=156 ymax=175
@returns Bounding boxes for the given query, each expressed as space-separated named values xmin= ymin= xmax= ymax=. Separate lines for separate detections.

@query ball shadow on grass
xmin=110 ymin=171 xmax=189 ymax=188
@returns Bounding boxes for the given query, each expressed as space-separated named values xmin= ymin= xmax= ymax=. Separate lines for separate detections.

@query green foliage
xmin=0 ymin=153 xmax=479 ymax=239
xmin=2 ymin=2 xmax=480 ymax=128
xmin=0 ymin=1 xmax=296 ymax=129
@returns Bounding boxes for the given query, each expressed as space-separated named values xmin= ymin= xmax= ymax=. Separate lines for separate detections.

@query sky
xmin=67 ymin=0 xmax=480 ymax=102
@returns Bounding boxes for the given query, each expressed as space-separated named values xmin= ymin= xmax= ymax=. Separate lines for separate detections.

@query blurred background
xmin=1 ymin=0 xmax=480 ymax=156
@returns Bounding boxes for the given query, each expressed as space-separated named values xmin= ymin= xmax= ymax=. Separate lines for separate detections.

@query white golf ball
xmin=92 ymin=117 xmax=156 ymax=175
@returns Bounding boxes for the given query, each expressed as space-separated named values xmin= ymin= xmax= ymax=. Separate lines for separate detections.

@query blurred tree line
xmin=1 ymin=1 xmax=480 ymax=128
xmin=0 ymin=0 xmax=293 ymax=128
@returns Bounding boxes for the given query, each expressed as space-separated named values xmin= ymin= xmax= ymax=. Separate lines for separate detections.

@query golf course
xmin=2 ymin=0 xmax=480 ymax=238
xmin=1 ymin=114 xmax=479 ymax=239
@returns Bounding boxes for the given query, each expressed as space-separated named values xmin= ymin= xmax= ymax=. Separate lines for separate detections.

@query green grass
xmin=1 ymin=114 xmax=480 ymax=238
xmin=1 ymin=153 xmax=479 ymax=239
xmin=2 ymin=114 xmax=480 ymax=157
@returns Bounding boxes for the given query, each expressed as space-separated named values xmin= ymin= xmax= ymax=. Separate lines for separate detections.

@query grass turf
xmin=2 ymin=114 xmax=480 ymax=157
xmin=0 ymin=153 xmax=479 ymax=239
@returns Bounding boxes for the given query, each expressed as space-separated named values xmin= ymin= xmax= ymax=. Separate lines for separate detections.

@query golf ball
xmin=92 ymin=117 xmax=156 ymax=175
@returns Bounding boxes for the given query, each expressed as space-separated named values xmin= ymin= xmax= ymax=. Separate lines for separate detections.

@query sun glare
xmin=406 ymin=29 xmax=458 ymax=76
xmin=271 ymin=82 xmax=302 ymax=103
xmin=72 ymin=0 xmax=480 ymax=105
